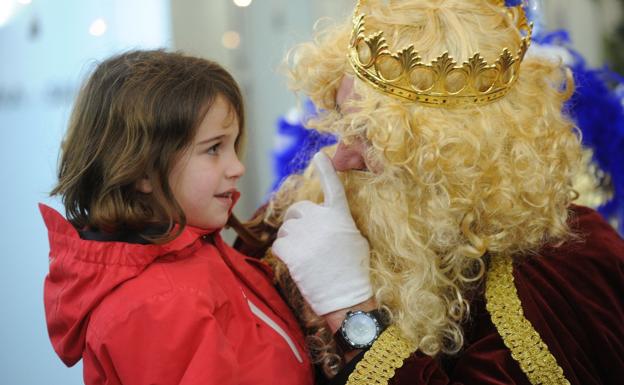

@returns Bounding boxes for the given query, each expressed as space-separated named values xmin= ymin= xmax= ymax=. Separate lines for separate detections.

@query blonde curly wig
xmin=266 ymin=0 xmax=582 ymax=377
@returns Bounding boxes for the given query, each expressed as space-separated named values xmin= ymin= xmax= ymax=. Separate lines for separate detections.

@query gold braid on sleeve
xmin=485 ymin=255 xmax=571 ymax=385
xmin=346 ymin=325 xmax=415 ymax=385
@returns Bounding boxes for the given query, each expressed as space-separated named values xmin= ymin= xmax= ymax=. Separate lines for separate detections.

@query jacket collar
xmin=40 ymin=203 xmax=225 ymax=266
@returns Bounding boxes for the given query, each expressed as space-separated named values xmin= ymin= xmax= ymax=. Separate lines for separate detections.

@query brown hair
xmin=51 ymin=50 xmax=245 ymax=240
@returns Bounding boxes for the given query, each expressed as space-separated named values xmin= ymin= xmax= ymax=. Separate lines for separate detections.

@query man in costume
xmin=237 ymin=1 xmax=624 ymax=384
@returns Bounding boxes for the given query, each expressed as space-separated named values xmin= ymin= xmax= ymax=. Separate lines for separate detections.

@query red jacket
xmin=40 ymin=204 xmax=314 ymax=385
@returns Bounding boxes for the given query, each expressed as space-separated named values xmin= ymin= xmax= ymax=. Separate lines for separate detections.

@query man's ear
xmin=135 ymin=177 xmax=153 ymax=194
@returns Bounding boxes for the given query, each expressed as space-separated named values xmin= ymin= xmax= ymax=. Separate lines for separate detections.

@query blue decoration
xmin=535 ymin=31 xmax=624 ymax=234
xmin=270 ymin=100 xmax=337 ymax=192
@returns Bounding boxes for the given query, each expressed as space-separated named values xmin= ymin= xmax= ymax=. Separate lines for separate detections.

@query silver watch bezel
xmin=339 ymin=310 xmax=382 ymax=349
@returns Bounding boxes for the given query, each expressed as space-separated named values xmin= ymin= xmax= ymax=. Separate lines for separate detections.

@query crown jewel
xmin=348 ymin=1 xmax=533 ymax=107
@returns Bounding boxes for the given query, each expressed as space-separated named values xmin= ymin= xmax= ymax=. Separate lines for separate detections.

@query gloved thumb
xmin=313 ymin=151 xmax=348 ymax=209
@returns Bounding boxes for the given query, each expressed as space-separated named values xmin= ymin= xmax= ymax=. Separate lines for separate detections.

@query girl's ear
xmin=135 ymin=177 xmax=153 ymax=194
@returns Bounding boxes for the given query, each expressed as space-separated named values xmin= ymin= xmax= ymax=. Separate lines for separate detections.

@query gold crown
xmin=348 ymin=0 xmax=533 ymax=107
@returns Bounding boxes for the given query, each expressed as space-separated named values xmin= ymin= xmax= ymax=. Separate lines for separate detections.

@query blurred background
xmin=0 ymin=0 xmax=622 ymax=383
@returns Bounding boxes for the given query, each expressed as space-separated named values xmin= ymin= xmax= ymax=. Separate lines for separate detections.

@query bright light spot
xmin=0 ymin=0 xmax=17 ymax=27
xmin=89 ymin=18 xmax=107 ymax=37
xmin=222 ymin=31 xmax=241 ymax=49
xmin=233 ymin=0 xmax=252 ymax=7
xmin=17 ymin=0 xmax=31 ymax=5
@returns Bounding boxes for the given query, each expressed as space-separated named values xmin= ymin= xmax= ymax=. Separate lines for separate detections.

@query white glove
xmin=272 ymin=152 xmax=373 ymax=316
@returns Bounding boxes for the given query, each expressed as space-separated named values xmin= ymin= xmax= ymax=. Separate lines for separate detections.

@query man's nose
xmin=331 ymin=140 xmax=368 ymax=172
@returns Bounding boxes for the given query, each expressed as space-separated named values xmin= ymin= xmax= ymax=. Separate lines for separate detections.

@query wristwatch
xmin=334 ymin=309 xmax=387 ymax=351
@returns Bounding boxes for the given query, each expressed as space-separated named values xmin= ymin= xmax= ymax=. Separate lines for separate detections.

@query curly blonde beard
xmin=268 ymin=127 xmax=577 ymax=375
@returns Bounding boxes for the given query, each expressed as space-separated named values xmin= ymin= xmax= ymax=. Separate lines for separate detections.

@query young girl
xmin=40 ymin=50 xmax=315 ymax=385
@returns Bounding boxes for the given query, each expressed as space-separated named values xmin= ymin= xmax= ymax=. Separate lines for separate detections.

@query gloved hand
xmin=272 ymin=152 xmax=373 ymax=316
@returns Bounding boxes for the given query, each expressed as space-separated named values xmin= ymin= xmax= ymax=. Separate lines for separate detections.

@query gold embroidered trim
xmin=486 ymin=256 xmax=571 ymax=385
xmin=346 ymin=325 xmax=415 ymax=385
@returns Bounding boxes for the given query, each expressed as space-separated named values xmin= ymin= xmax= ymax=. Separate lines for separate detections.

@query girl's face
xmin=168 ymin=95 xmax=245 ymax=230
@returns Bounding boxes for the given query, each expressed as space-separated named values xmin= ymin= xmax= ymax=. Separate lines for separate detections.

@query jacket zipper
xmin=245 ymin=295 xmax=304 ymax=363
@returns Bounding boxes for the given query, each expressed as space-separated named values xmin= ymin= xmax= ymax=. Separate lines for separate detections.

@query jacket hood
xmin=39 ymin=203 xmax=211 ymax=366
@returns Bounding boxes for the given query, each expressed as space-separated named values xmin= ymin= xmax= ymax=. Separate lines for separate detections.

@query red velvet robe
xmin=237 ymin=205 xmax=624 ymax=385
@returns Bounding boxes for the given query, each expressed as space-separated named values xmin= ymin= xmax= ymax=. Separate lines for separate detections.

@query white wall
xmin=542 ymin=0 xmax=621 ymax=66
xmin=0 ymin=0 xmax=171 ymax=383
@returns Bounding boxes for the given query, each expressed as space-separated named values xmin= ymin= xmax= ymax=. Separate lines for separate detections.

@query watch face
xmin=343 ymin=312 xmax=379 ymax=347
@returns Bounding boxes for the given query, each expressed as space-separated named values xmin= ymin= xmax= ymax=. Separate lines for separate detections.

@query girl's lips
xmin=215 ymin=195 xmax=233 ymax=207
xmin=214 ymin=189 xmax=238 ymax=207
xmin=214 ymin=188 xmax=238 ymax=198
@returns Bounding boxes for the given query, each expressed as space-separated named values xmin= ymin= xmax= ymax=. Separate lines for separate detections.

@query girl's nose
xmin=331 ymin=140 xmax=368 ymax=172
xmin=227 ymin=156 xmax=246 ymax=179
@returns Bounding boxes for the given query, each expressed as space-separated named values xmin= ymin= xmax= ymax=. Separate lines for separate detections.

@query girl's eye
xmin=206 ymin=142 xmax=221 ymax=155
